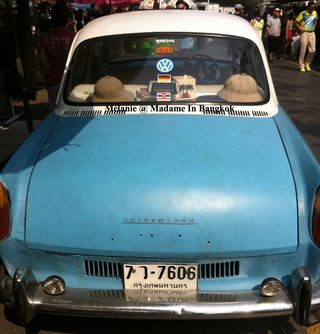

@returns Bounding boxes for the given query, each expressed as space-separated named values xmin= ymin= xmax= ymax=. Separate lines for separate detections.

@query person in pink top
xmin=39 ymin=3 xmax=75 ymax=110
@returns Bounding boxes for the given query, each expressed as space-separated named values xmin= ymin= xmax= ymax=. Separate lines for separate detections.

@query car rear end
xmin=0 ymin=10 xmax=320 ymax=326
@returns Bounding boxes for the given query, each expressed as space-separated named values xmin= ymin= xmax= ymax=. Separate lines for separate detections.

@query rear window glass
xmin=65 ymin=33 xmax=269 ymax=104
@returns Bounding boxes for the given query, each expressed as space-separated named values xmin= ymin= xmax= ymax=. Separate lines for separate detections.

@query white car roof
xmin=71 ymin=10 xmax=261 ymax=49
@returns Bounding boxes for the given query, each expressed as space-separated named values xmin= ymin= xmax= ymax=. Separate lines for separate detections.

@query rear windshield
xmin=65 ymin=33 xmax=269 ymax=104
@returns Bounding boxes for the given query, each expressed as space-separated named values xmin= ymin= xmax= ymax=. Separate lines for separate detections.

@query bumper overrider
xmin=0 ymin=266 xmax=318 ymax=325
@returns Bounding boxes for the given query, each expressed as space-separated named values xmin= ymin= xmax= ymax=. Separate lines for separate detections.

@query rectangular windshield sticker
xmin=156 ymin=46 xmax=174 ymax=54
xmin=151 ymin=82 xmax=177 ymax=94
xmin=157 ymin=74 xmax=171 ymax=83
xmin=156 ymin=92 xmax=171 ymax=101
xmin=156 ymin=39 xmax=175 ymax=44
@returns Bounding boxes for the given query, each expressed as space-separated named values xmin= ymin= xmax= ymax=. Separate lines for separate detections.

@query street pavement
xmin=0 ymin=88 xmax=49 ymax=168
xmin=0 ymin=59 xmax=319 ymax=333
xmin=270 ymin=59 xmax=320 ymax=162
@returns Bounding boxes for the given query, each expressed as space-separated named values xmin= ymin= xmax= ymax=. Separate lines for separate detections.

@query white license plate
xmin=123 ymin=264 xmax=198 ymax=291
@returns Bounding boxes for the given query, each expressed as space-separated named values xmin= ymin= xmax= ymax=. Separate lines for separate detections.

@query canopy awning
xmin=74 ymin=0 xmax=140 ymax=4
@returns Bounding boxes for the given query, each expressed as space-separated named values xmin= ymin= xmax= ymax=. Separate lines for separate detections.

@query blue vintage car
xmin=0 ymin=10 xmax=320 ymax=327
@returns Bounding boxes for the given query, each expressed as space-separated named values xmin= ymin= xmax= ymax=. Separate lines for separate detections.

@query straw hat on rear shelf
xmin=87 ymin=75 xmax=135 ymax=103
xmin=217 ymin=73 xmax=263 ymax=103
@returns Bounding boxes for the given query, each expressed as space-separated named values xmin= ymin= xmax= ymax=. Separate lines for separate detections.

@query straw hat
xmin=217 ymin=74 xmax=263 ymax=103
xmin=87 ymin=76 xmax=135 ymax=103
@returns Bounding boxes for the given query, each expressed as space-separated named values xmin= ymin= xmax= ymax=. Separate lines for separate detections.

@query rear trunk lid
xmin=25 ymin=115 xmax=297 ymax=258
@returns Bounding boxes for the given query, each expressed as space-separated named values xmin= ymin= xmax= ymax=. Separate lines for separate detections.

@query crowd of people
xmin=40 ymin=0 xmax=319 ymax=73
xmin=237 ymin=1 xmax=318 ymax=73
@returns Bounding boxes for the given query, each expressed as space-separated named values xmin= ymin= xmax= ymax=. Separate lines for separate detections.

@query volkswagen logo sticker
xmin=156 ymin=59 xmax=174 ymax=73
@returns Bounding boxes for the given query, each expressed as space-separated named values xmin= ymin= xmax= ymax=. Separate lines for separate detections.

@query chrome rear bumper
xmin=34 ymin=285 xmax=294 ymax=319
xmin=0 ymin=266 xmax=318 ymax=325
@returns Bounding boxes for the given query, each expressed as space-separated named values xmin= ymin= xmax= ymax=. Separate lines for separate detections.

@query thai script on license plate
xmin=123 ymin=264 xmax=198 ymax=291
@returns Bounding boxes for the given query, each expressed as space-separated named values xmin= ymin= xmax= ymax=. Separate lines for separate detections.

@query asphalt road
xmin=270 ymin=59 xmax=320 ymax=162
xmin=0 ymin=59 xmax=319 ymax=333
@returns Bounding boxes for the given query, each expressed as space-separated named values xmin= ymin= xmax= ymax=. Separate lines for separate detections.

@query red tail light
xmin=312 ymin=188 xmax=320 ymax=246
xmin=0 ymin=182 xmax=10 ymax=240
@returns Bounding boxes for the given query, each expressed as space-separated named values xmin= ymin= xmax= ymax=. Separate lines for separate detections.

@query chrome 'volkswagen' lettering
xmin=156 ymin=59 xmax=174 ymax=73
xmin=123 ymin=218 xmax=195 ymax=224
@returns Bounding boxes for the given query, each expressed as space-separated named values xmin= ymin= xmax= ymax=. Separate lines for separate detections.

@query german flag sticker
xmin=157 ymin=74 xmax=172 ymax=83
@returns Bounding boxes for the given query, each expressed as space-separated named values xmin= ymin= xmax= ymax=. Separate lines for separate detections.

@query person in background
xmin=83 ymin=10 xmax=92 ymax=25
xmin=38 ymin=3 xmax=75 ymax=111
xmin=74 ymin=9 xmax=84 ymax=33
xmin=262 ymin=8 xmax=271 ymax=59
xmin=175 ymin=0 xmax=189 ymax=9
xmin=295 ymin=0 xmax=318 ymax=72
xmin=166 ymin=0 xmax=196 ymax=9
xmin=266 ymin=7 xmax=282 ymax=62
xmin=290 ymin=32 xmax=300 ymax=59
xmin=234 ymin=4 xmax=245 ymax=18
xmin=139 ymin=0 xmax=167 ymax=10
xmin=250 ymin=8 xmax=265 ymax=38
xmin=282 ymin=12 xmax=296 ymax=58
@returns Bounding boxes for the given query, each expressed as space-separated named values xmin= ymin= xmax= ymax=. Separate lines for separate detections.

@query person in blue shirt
xmin=295 ymin=1 xmax=318 ymax=72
